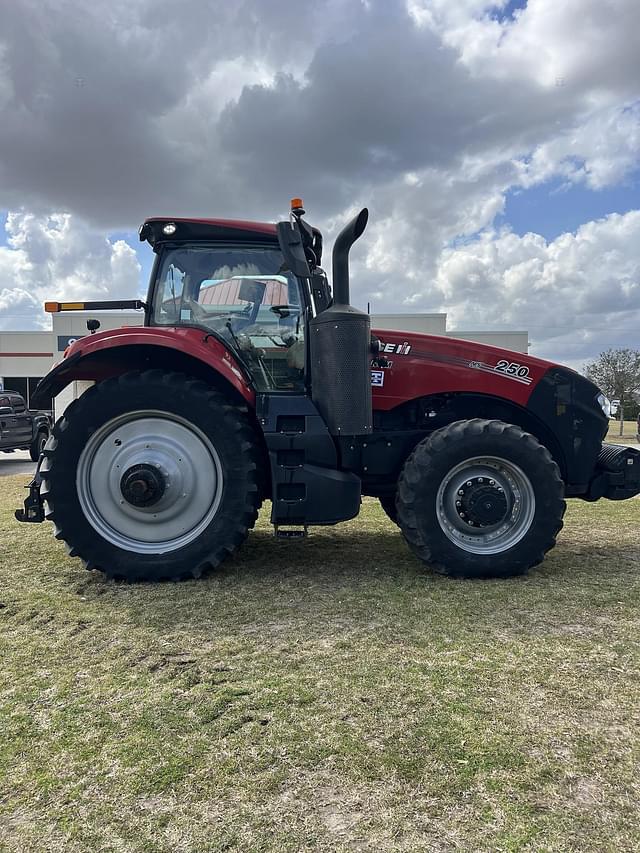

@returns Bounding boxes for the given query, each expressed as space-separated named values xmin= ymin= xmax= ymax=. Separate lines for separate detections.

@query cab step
xmin=274 ymin=525 xmax=308 ymax=540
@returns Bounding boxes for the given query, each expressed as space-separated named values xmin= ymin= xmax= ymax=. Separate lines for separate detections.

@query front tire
xmin=41 ymin=371 xmax=261 ymax=581
xmin=397 ymin=419 xmax=565 ymax=579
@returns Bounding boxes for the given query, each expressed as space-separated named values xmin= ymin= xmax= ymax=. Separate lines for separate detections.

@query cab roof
xmin=139 ymin=217 xmax=278 ymax=248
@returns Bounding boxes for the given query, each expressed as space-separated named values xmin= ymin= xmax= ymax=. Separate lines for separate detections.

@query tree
xmin=585 ymin=348 xmax=640 ymax=435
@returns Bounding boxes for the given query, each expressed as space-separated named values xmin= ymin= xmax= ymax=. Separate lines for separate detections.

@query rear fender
xmin=32 ymin=326 xmax=255 ymax=409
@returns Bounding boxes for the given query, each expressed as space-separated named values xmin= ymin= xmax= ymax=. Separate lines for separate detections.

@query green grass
xmin=606 ymin=420 xmax=639 ymax=442
xmin=1 ymin=477 xmax=639 ymax=852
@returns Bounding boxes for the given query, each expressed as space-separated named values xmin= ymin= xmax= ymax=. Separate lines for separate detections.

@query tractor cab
xmin=140 ymin=202 xmax=372 ymax=438
xmin=138 ymin=204 xmax=334 ymax=396
xmin=148 ymin=240 xmax=307 ymax=392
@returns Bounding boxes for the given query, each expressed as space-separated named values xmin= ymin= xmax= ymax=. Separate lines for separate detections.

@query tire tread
xmin=43 ymin=370 xmax=261 ymax=582
xmin=396 ymin=418 xmax=565 ymax=579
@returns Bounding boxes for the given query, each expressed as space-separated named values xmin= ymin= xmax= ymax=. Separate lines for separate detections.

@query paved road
xmin=0 ymin=450 xmax=36 ymax=478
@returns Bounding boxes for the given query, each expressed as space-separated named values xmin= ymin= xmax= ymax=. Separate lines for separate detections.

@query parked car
xmin=0 ymin=391 xmax=52 ymax=461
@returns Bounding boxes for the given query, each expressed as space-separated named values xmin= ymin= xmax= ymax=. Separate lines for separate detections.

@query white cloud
xmin=0 ymin=0 xmax=638 ymax=367
xmin=421 ymin=0 xmax=639 ymax=96
xmin=429 ymin=210 xmax=640 ymax=367
xmin=516 ymin=103 xmax=640 ymax=191
xmin=0 ymin=212 xmax=141 ymax=330
xmin=1 ymin=0 xmax=637 ymax=226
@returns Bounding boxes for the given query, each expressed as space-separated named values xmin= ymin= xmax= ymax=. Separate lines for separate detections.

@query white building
xmin=372 ymin=314 xmax=529 ymax=354
xmin=0 ymin=311 xmax=529 ymax=413
xmin=0 ymin=311 xmax=144 ymax=410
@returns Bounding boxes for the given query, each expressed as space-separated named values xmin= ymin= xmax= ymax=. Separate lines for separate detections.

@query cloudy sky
xmin=0 ymin=0 xmax=638 ymax=368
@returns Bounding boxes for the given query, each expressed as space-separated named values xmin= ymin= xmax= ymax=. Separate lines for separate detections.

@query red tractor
xmin=17 ymin=200 xmax=640 ymax=581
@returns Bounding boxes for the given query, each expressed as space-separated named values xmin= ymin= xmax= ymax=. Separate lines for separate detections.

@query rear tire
xmin=30 ymin=429 xmax=48 ymax=462
xmin=397 ymin=419 xmax=565 ymax=579
xmin=41 ymin=370 xmax=261 ymax=581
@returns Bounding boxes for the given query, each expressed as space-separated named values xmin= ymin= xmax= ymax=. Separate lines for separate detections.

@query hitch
xmin=15 ymin=465 xmax=46 ymax=523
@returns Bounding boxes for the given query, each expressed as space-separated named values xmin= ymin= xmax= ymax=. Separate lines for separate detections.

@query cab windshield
xmin=152 ymin=245 xmax=306 ymax=391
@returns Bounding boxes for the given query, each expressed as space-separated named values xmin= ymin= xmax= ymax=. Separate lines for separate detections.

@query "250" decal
xmin=495 ymin=360 xmax=530 ymax=379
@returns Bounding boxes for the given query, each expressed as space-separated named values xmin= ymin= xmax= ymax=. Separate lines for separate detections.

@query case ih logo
xmin=379 ymin=341 xmax=411 ymax=355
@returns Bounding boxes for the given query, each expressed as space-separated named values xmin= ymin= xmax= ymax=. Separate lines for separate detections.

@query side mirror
xmin=0 ymin=406 xmax=13 ymax=415
xmin=276 ymin=221 xmax=311 ymax=278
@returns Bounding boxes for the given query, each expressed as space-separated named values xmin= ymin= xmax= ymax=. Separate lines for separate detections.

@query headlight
xmin=596 ymin=393 xmax=611 ymax=418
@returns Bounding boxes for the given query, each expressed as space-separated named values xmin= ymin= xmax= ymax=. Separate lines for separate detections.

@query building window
xmin=3 ymin=377 xmax=28 ymax=403
xmin=1 ymin=377 xmax=52 ymax=411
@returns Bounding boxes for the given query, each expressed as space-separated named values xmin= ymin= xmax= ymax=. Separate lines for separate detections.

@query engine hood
xmin=373 ymin=328 xmax=561 ymax=373
xmin=369 ymin=327 xmax=578 ymax=411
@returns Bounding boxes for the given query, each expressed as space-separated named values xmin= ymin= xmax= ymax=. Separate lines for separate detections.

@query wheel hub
xmin=456 ymin=478 xmax=508 ymax=527
xmin=76 ymin=412 xmax=224 ymax=552
xmin=436 ymin=456 xmax=536 ymax=555
xmin=120 ymin=463 xmax=166 ymax=508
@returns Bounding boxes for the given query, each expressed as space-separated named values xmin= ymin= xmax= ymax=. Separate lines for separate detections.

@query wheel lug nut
xmin=478 ymin=477 xmax=484 ymax=483
xmin=458 ymin=489 xmax=464 ymax=496
xmin=456 ymin=500 xmax=461 ymax=506
xmin=466 ymin=481 xmax=472 ymax=487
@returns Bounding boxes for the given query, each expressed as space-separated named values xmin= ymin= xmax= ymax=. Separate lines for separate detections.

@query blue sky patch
xmin=490 ymin=0 xmax=528 ymax=23
xmin=497 ymin=172 xmax=640 ymax=240
xmin=0 ymin=212 xmax=8 ymax=247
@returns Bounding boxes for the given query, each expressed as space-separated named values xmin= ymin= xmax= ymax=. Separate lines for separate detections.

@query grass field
xmin=606 ymin=420 xmax=639 ymax=443
xmin=1 ymin=476 xmax=639 ymax=852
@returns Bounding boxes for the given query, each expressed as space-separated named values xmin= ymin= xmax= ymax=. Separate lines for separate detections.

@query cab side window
xmin=154 ymin=264 xmax=185 ymax=324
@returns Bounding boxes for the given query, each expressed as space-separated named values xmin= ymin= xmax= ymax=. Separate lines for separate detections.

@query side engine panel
xmin=369 ymin=330 xmax=549 ymax=410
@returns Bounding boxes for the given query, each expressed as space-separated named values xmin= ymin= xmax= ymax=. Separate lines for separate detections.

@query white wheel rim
xmin=435 ymin=456 xmax=536 ymax=555
xmin=76 ymin=411 xmax=223 ymax=554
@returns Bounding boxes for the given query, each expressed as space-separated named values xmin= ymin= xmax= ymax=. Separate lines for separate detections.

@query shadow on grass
xmin=64 ymin=519 xmax=640 ymax=640
xmin=4 ymin=473 xmax=637 ymax=637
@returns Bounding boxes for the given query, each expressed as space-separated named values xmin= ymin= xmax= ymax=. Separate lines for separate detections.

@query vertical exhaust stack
xmin=309 ymin=209 xmax=373 ymax=436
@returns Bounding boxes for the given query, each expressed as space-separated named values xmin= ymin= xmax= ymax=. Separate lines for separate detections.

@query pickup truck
xmin=0 ymin=391 xmax=52 ymax=461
